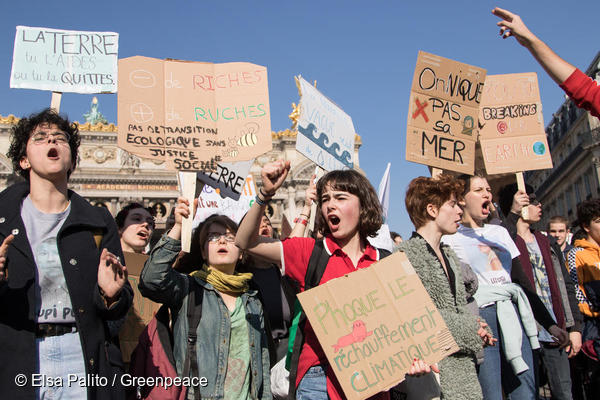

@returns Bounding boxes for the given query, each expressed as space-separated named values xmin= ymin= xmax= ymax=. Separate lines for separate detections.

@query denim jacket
xmin=139 ymin=235 xmax=271 ymax=400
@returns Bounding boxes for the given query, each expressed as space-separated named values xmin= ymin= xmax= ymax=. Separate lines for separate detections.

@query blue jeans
xmin=478 ymin=304 xmax=536 ymax=400
xmin=297 ymin=365 xmax=328 ymax=400
xmin=37 ymin=331 xmax=87 ymax=399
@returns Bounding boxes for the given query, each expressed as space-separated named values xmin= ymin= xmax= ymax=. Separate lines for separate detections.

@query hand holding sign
xmin=168 ymin=196 xmax=199 ymax=242
xmin=0 ymin=234 xmax=15 ymax=283
xmin=260 ymin=160 xmax=290 ymax=196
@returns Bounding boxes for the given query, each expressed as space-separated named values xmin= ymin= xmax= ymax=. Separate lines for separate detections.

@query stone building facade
xmin=0 ymin=107 xmax=362 ymax=237
xmin=526 ymin=51 xmax=600 ymax=228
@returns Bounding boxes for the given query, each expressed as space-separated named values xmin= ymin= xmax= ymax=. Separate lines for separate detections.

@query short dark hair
xmin=175 ymin=214 xmax=241 ymax=274
xmin=577 ymin=199 xmax=600 ymax=231
xmin=7 ymin=108 xmax=80 ymax=180
xmin=405 ymin=174 xmax=464 ymax=229
xmin=548 ymin=215 xmax=569 ymax=230
xmin=316 ymin=169 xmax=382 ymax=239
xmin=498 ymin=182 xmax=535 ymax=217
xmin=115 ymin=203 xmax=155 ymax=229
xmin=390 ymin=231 xmax=402 ymax=240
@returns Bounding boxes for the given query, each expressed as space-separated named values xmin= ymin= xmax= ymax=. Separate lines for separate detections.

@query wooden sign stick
xmin=431 ymin=168 xmax=443 ymax=178
xmin=50 ymin=92 xmax=62 ymax=113
xmin=516 ymin=172 xmax=529 ymax=220
xmin=178 ymin=171 xmax=199 ymax=253
xmin=306 ymin=166 xmax=325 ymax=237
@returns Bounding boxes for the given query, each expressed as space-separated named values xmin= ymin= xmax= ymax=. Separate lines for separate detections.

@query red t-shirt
xmin=281 ymin=235 xmax=389 ymax=400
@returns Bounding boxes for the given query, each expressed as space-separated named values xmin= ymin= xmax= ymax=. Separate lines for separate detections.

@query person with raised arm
xmin=0 ymin=108 xmax=132 ymax=399
xmin=236 ymin=160 xmax=433 ymax=400
xmin=139 ymin=205 xmax=272 ymax=400
xmin=492 ymin=7 xmax=600 ymax=118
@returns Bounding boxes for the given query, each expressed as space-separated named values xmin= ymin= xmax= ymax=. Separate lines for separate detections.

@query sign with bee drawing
xmin=118 ymin=56 xmax=272 ymax=172
xmin=295 ymin=76 xmax=355 ymax=171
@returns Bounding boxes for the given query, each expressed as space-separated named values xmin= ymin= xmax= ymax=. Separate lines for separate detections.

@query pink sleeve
xmin=560 ymin=68 xmax=600 ymax=118
xmin=281 ymin=237 xmax=315 ymax=289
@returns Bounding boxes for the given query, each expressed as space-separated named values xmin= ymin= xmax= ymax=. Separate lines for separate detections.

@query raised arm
xmin=138 ymin=197 xmax=194 ymax=308
xmin=492 ymin=7 xmax=576 ymax=85
xmin=235 ymin=160 xmax=290 ymax=264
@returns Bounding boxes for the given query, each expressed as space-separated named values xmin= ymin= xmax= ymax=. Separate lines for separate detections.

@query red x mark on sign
xmin=412 ymin=98 xmax=429 ymax=123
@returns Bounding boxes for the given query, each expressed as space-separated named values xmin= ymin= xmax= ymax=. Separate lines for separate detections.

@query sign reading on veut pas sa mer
xmin=10 ymin=26 xmax=118 ymax=93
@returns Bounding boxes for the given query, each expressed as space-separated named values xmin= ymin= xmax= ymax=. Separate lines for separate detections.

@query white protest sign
xmin=10 ymin=26 xmax=118 ymax=93
xmin=296 ymin=77 xmax=355 ymax=171
xmin=193 ymin=174 xmax=257 ymax=225
xmin=196 ymin=159 xmax=254 ymax=201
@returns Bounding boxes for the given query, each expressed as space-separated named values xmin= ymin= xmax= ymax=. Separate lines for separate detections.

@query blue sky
xmin=1 ymin=1 xmax=597 ymax=238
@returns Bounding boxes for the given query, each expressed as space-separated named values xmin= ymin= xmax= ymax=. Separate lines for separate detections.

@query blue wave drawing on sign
xmin=298 ymin=123 xmax=354 ymax=169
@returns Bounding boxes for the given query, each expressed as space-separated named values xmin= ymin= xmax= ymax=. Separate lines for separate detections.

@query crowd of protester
xmin=2 ymin=6 xmax=600 ymax=400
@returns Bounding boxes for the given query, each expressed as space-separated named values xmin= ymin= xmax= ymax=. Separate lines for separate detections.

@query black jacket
xmin=0 ymin=182 xmax=133 ymax=399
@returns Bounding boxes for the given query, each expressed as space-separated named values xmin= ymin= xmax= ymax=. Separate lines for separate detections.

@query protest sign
xmin=298 ymin=252 xmax=459 ymax=400
xmin=296 ymin=77 xmax=355 ymax=171
xmin=479 ymin=73 xmax=552 ymax=174
xmin=10 ymin=26 xmax=118 ymax=93
xmin=406 ymin=51 xmax=486 ymax=174
xmin=196 ymin=159 xmax=254 ymax=201
xmin=118 ymin=56 xmax=271 ymax=171
xmin=119 ymin=252 xmax=160 ymax=362
xmin=193 ymin=174 xmax=257 ymax=224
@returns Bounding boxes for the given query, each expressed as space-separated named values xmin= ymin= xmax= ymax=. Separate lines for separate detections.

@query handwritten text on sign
xmin=406 ymin=51 xmax=486 ymax=174
xmin=10 ymin=26 xmax=118 ymax=93
xmin=118 ymin=56 xmax=271 ymax=172
xmin=298 ymin=252 xmax=458 ymax=400
xmin=479 ymin=73 xmax=552 ymax=174
xmin=296 ymin=77 xmax=355 ymax=171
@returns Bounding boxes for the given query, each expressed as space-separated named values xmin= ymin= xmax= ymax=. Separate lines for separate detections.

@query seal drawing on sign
xmin=332 ymin=320 xmax=373 ymax=353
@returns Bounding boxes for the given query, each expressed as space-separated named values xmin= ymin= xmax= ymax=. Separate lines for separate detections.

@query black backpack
xmin=286 ymin=240 xmax=391 ymax=398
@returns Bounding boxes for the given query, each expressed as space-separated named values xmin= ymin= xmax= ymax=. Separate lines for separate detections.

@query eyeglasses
xmin=30 ymin=131 xmax=70 ymax=145
xmin=207 ymin=233 xmax=236 ymax=243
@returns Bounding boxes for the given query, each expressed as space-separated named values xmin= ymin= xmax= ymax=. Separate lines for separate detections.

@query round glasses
xmin=31 ymin=131 xmax=70 ymax=145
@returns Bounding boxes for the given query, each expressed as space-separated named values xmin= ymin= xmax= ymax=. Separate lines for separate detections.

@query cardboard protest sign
xmin=406 ymin=51 xmax=486 ymax=174
xmin=298 ymin=252 xmax=459 ymax=400
xmin=196 ymin=159 xmax=254 ymax=201
xmin=118 ymin=56 xmax=271 ymax=171
xmin=119 ymin=252 xmax=160 ymax=362
xmin=296 ymin=77 xmax=355 ymax=171
xmin=479 ymin=73 xmax=552 ymax=174
xmin=10 ymin=26 xmax=118 ymax=93
xmin=193 ymin=174 xmax=257 ymax=224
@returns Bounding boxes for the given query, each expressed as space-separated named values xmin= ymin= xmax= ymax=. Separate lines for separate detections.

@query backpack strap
xmin=182 ymin=277 xmax=203 ymax=400
xmin=288 ymin=239 xmax=330 ymax=398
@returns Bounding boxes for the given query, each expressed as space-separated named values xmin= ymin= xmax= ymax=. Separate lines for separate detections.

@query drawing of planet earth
xmin=533 ymin=141 xmax=546 ymax=155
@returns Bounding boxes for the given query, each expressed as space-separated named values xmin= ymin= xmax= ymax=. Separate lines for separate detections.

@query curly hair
xmin=7 ymin=108 xmax=80 ymax=180
xmin=316 ymin=169 xmax=382 ymax=239
xmin=175 ymin=214 xmax=243 ymax=274
xmin=577 ymin=199 xmax=600 ymax=232
xmin=115 ymin=203 xmax=155 ymax=229
xmin=405 ymin=174 xmax=464 ymax=229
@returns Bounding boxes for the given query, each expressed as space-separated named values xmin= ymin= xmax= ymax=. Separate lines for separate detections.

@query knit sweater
xmin=398 ymin=236 xmax=483 ymax=400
